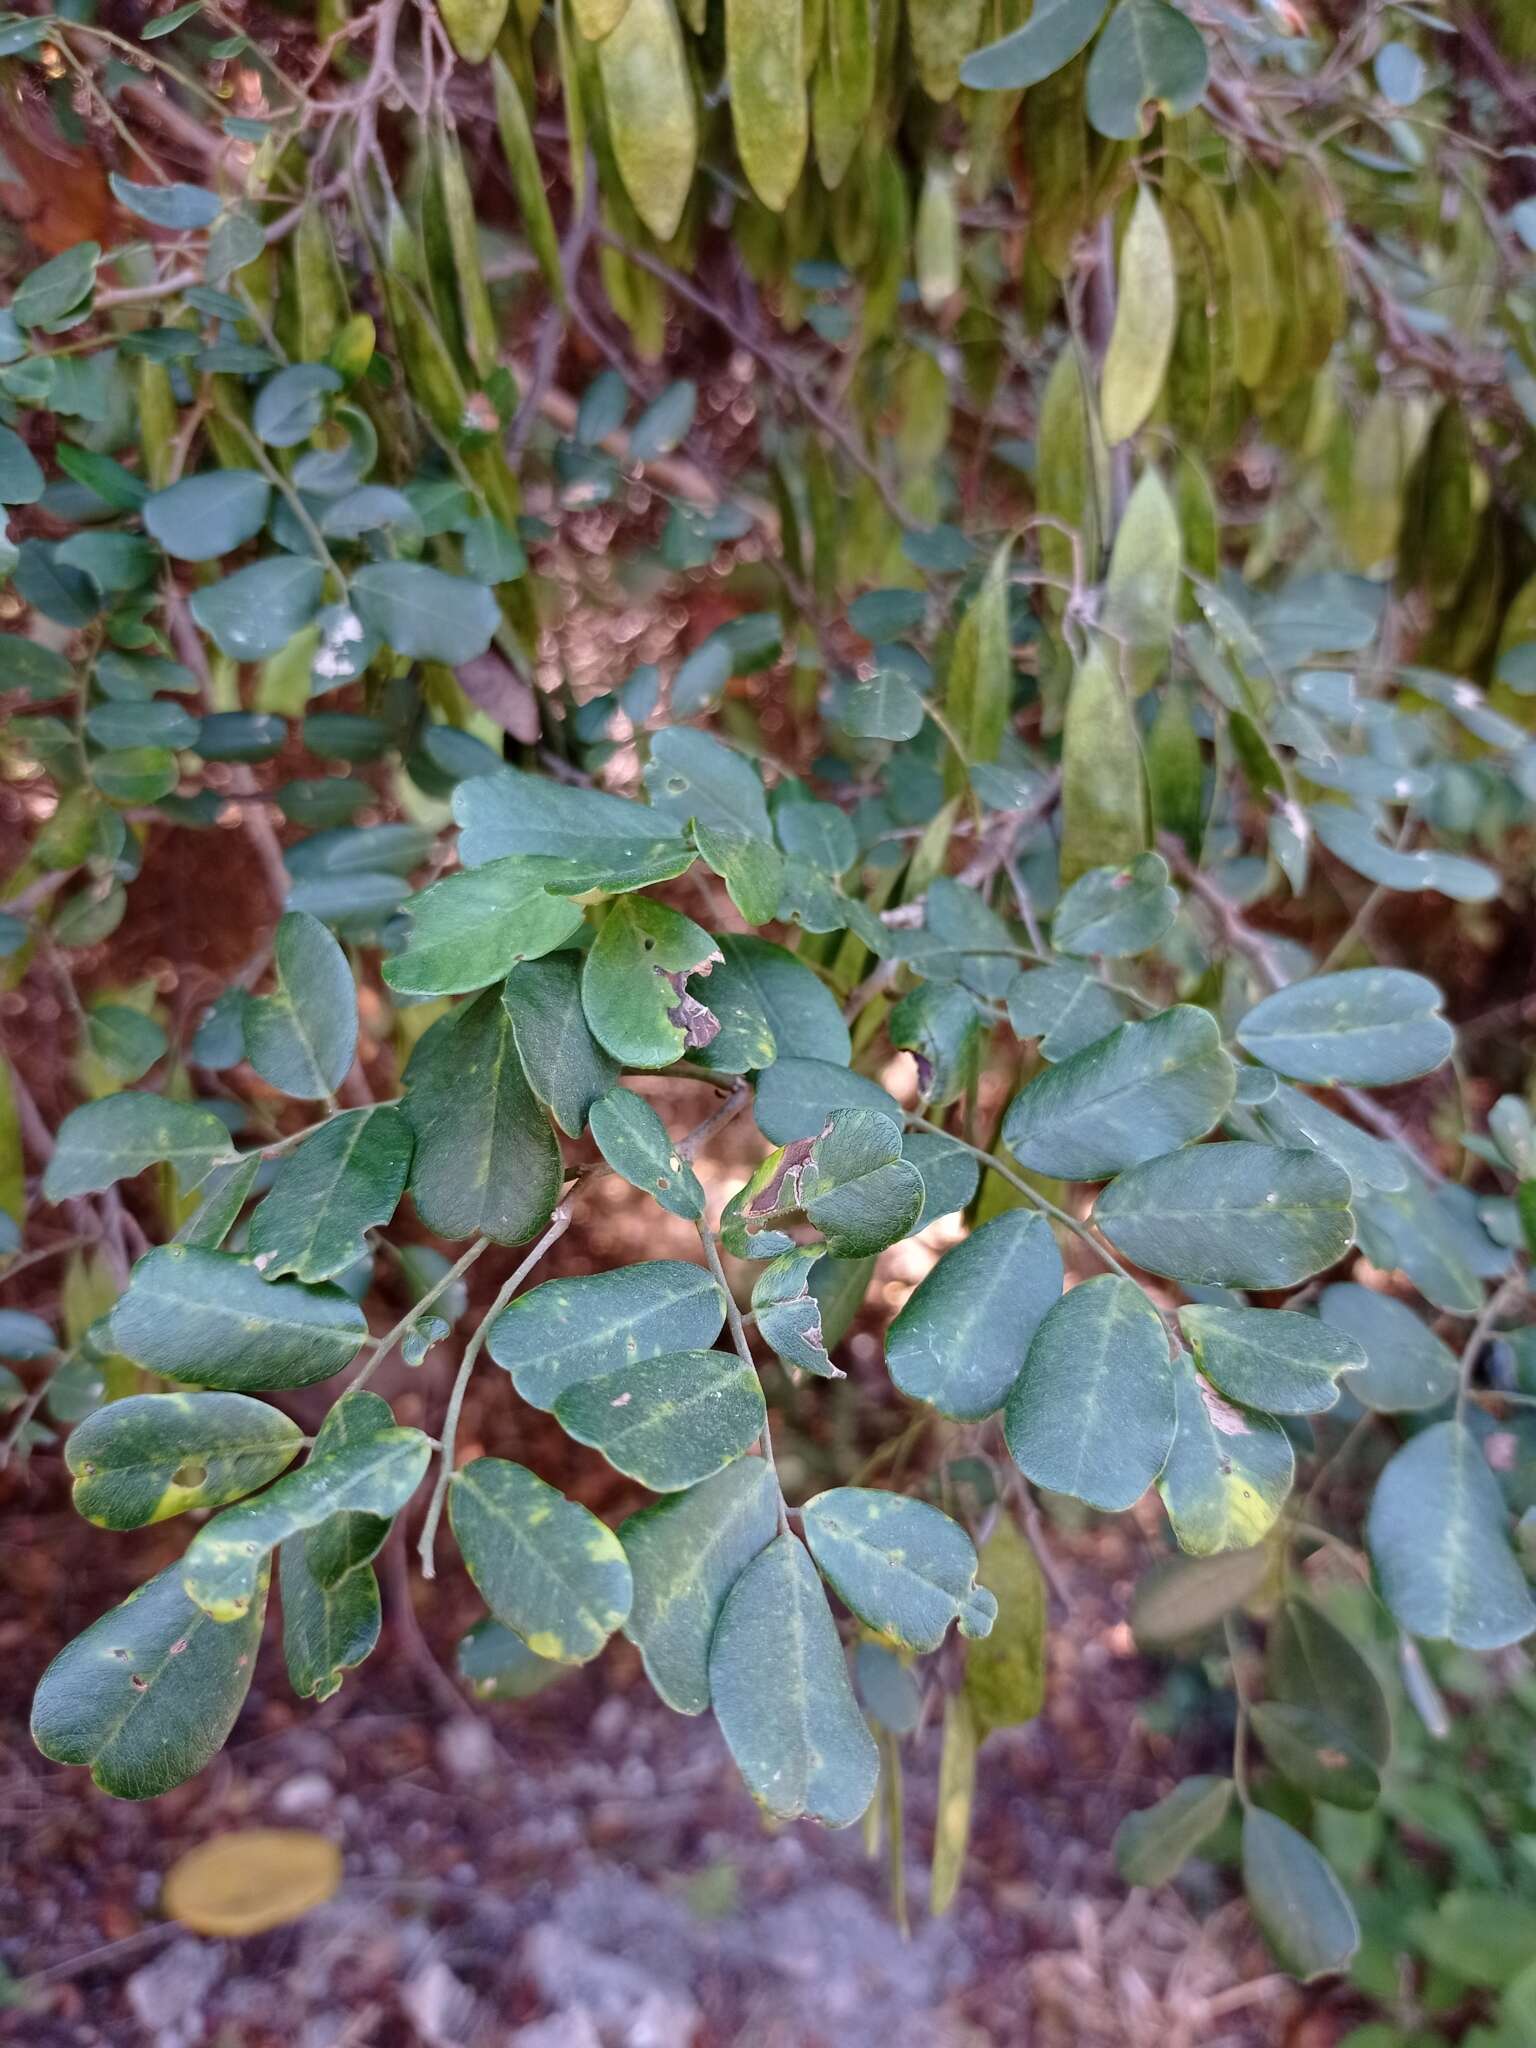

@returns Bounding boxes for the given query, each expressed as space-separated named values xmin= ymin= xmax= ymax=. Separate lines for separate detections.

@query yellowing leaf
xmin=597 ymin=0 xmax=698 ymax=243
xmin=1102 ymin=186 xmax=1175 ymax=446
xmin=727 ymin=0 xmax=808 ymax=212
xmin=162 ymin=1829 xmax=342 ymax=1937
xmin=1058 ymin=639 xmax=1150 ymax=884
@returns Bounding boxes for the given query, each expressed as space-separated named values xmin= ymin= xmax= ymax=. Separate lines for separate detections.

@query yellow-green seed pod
xmin=1035 ymin=342 xmax=1105 ymax=592
xmin=1340 ymin=389 xmax=1406 ymax=574
xmin=727 ymin=0 xmax=807 ymax=213
xmin=930 ymin=1691 xmax=977 ymax=1917
xmin=1024 ymin=57 xmax=1090 ymax=280
xmin=1401 ymin=402 xmax=1477 ymax=608
xmin=572 ymin=0 xmax=629 ymax=32
xmin=328 ymin=312 xmax=376 ymax=386
xmin=292 ymin=199 xmax=345 ymax=363
xmin=1058 ymin=639 xmax=1150 ymax=885
xmin=434 ymin=120 xmax=500 ymax=381
xmin=1101 ymin=185 xmax=1176 ymax=447
xmin=437 ymin=0 xmax=509 ymax=62
xmin=906 ymin=0 xmax=983 ymax=102
xmin=388 ymin=276 xmax=473 ymax=439
xmin=136 ymin=360 xmax=178 ymax=491
xmin=943 ymin=540 xmax=1012 ymax=793
xmin=1146 ymin=679 xmax=1204 ymax=852
xmin=914 ymin=163 xmax=960 ymax=313
xmin=597 ymin=0 xmax=698 ymax=243
xmin=1228 ymin=192 xmax=1275 ymax=390
xmin=492 ymin=54 xmax=567 ymax=308
xmin=803 ymin=0 xmax=825 ymax=76
xmin=812 ymin=0 xmax=874 ymax=191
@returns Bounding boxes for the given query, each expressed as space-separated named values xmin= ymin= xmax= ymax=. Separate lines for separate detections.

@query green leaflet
xmin=142 ymin=470 xmax=270 ymax=561
xmin=1130 ymin=1545 xmax=1271 ymax=1652
xmin=960 ymin=0 xmax=1106 ymax=90
xmin=1050 ymin=851 xmax=1177 ymax=958
xmin=1249 ymin=1702 xmax=1379 ymax=1812
xmin=1114 ymin=1776 xmax=1232 ymax=1888
xmin=753 ymin=1056 xmax=902 ymax=1145
xmin=930 ymin=1691 xmax=978 ymax=1917
xmin=726 ymin=0 xmax=808 ymax=213
xmin=44 ymin=1094 xmax=235 ymax=1202
xmin=280 ymin=1530 xmax=381 ymax=1703
xmin=687 ymin=934 xmax=850 ymax=1077
xmin=503 ymin=954 xmax=621 ymax=1136
xmin=620 ymin=1456 xmax=781 ymax=1713
xmin=66 ymin=1391 xmax=302 ymax=1530
xmin=182 ymin=1421 xmax=429 ymax=1621
xmin=1177 ymin=1305 xmax=1359 ymax=1415
xmin=587 ymin=1086 xmax=705 ymax=1220
xmin=1058 ymin=642 xmax=1149 ymax=886
xmin=1316 ymin=1283 xmax=1459 ymax=1414
xmin=943 ymin=541 xmax=1011 ymax=791
xmin=644 ymin=727 xmax=773 ymax=841
xmin=1006 ymin=965 xmax=1127 ymax=1061
xmin=1002 ymin=1006 xmax=1234 ymax=1183
xmin=964 ymin=1516 xmax=1046 ymax=1731
xmin=581 ymin=896 xmax=722 ymax=1068
xmin=915 ymin=165 xmax=960 ymax=312
xmin=489 ymin=1258 xmax=727 ymax=1410
xmin=1101 ymin=189 xmax=1176 ymax=446
xmin=304 ymin=1390 xmax=399 ymax=1589
xmin=800 ymin=1488 xmax=996 ymax=1652
xmin=402 ymin=987 xmax=562 ymax=1247
xmin=1366 ymin=1421 xmax=1536 ymax=1650
xmin=708 ymin=1531 xmax=878 ymax=1826
xmin=112 ymin=1246 xmax=368 ymax=1391
xmin=751 ymin=1248 xmax=838 ymax=1377
xmin=247 ymin=1106 xmax=413 ymax=1284
xmin=458 ymin=1617 xmax=571 ymax=1701
xmin=1235 ymin=969 xmax=1454 ymax=1088
xmin=1005 ymin=1275 xmax=1175 ymax=1512
xmin=1093 ymin=1143 xmax=1355 ymax=1290
xmin=32 ymin=1558 xmax=268 ymax=1799
xmin=554 ymin=1349 xmax=765 ymax=1489
xmin=244 ymin=912 xmax=357 ymax=1102
xmin=1156 ymin=1353 xmax=1294 ymax=1556
xmin=886 ymin=1211 xmax=1062 ymax=1421
xmin=1268 ymin=1598 xmax=1392 ymax=1772
xmin=1086 ymin=0 xmax=1208 ymax=140
xmin=597 ymin=0 xmax=698 ymax=243
xmin=1241 ymin=1809 xmax=1360 ymax=1980
xmin=383 ymin=857 xmax=587 ymax=997
xmin=721 ymin=1108 xmax=924 ymax=1260
xmin=449 ymin=1456 xmax=633 ymax=1664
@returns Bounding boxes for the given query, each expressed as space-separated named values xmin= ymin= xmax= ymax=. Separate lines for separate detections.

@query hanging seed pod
xmin=136 ymin=360 xmax=177 ymax=491
xmin=1023 ymin=57 xmax=1090 ymax=280
xmin=914 ymin=163 xmax=961 ymax=313
xmin=292 ymin=200 xmax=345 ymax=364
xmin=433 ymin=120 xmax=500 ymax=381
xmin=437 ymin=0 xmax=509 ymax=63
xmin=1059 ymin=639 xmax=1151 ymax=885
xmin=492 ymin=55 xmax=566 ymax=308
xmin=596 ymin=0 xmax=698 ymax=243
xmin=812 ymin=0 xmax=875 ymax=191
xmin=1101 ymin=185 xmax=1176 ymax=447
xmin=907 ymin=0 xmax=984 ymax=103
xmin=727 ymin=0 xmax=807 ymax=213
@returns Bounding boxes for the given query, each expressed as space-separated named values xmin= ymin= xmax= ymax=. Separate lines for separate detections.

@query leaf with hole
xmin=247 ymin=1106 xmax=413 ymax=1284
xmin=66 ymin=1391 xmax=303 ymax=1530
xmin=1157 ymin=1354 xmax=1294 ymax=1556
xmin=582 ymin=896 xmax=721 ymax=1068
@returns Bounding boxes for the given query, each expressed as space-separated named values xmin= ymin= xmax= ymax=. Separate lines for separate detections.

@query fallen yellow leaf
xmin=161 ymin=1828 xmax=342 ymax=1938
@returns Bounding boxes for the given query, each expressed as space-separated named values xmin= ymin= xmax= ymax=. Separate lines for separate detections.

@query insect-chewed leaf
xmin=1241 ymin=1808 xmax=1360 ymax=1980
xmin=887 ymin=1211 xmax=1062 ymax=1421
xmin=645 ymin=726 xmax=773 ymax=842
xmin=161 ymin=1828 xmax=342 ymax=1937
xmin=1157 ymin=1354 xmax=1294 ymax=1557
xmin=1051 ymin=851 xmax=1177 ymax=958
xmin=112 ymin=1246 xmax=368 ymax=1391
xmin=44 ymin=1093 xmax=236 ymax=1202
xmin=489 ymin=1259 xmax=727 ymax=1409
xmin=1235 ymin=969 xmax=1454 ymax=1088
xmin=1006 ymin=965 xmax=1128 ymax=1061
xmin=1268 ymin=1599 xmax=1392 ymax=1770
xmin=244 ymin=912 xmax=357 ymax=1102
xmin=280 ymin=1530 xmax=381 ymax=1703
xmin=1086 ymin=0 xmax=1208 ymax=139
xmin=930 ymin=1689 xmax=978 ymax=1916
xmin=1315 ymin=1283 xmax=1458 ymax=1414
xmin=964 ymin=1516 xmax=1046 ymax=1732
xmin=588 ymin=1086 xmax=705 ymax=1220
xmin=247 ymin=1106 xmax=413 ymax=1284
xmin=503 ymin=954 xmax=621 ymax=1136
xmin=67 ymin=1392 xmax=302 ymax=1529
xmin=1101 ymin=189 xmax=1176 ymax=445
xmin=1005 ymin=1275 xmax=1175 ymax=1511
xmin=1101 ymin=471 xmax=1181 ymax=695
xmin=801 ymin=1488 xmax=996 ymax=1652
xmin=382 ymin=858 xmax=586 ymax=997
xmin=752 ymin=1056 xmax=901 ymax=1145
xmin=1366 ymin=1421 xmax=1536 ymax=1651
xmin=1002 ymin=1006 xmax=1233 ymax=1183
xmin=751 ymin=1247 xmax=838 ymax=1377
xmin=724 ymin=1108 xmax=923 ymax=1260
xmin=582 ymin=896 xmax=722 ymax=1069
xmin=620 ymin=1455 xmax=780 ymax=1712
xmin=889 ymin=981 xmax=983 ymax=1108
xmin=554 ymin=1349 xmax=765 ymax=1490
xmin=448 ymin=1456 xmax=633 ymax=1664
xmin=31 ymin=1558 xmax=268 ymax=1798
xmin=1249 ymin=1702 xmax=1380 ymax=1811
xmin=1094 ymin=1143 xmax=1354 ymax=1289
xmin=597 ymin=0 xmax=697 ymax=243
xmin=402 ymin=987 xmax=562 ymax=1247
xmin=686 ymin=934 xmax=850 ymax=1077
xmin=1114 ymin=1776 xmax=1232 ymax=1889
xmin=182 ymin=1420 xmax=429 ymax=1621
xmin=726 ymin=0 xmax=807 ymax=213
xmin=708 ymin=1531 xmax=878 ymax=1826
xmin=1177 ymin=1304 xmax=1359 ymax=1415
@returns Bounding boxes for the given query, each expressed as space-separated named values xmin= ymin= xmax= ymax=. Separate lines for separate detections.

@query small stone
xmin=272 ymin=1771 xmax=334 ymax=1818
xmin=436 ymin=1715 xmax=499 ymax=1782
